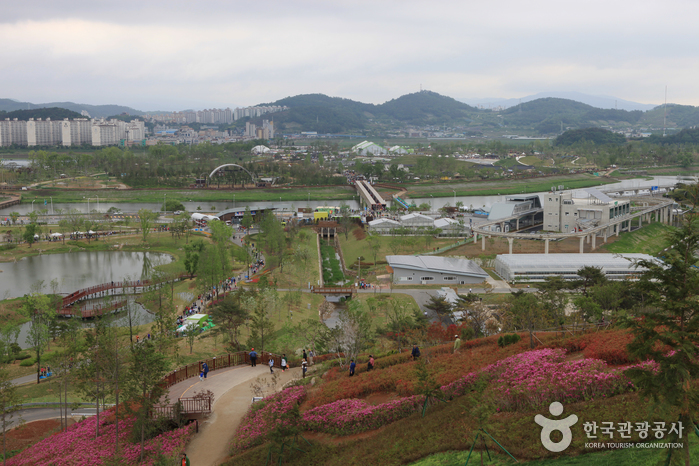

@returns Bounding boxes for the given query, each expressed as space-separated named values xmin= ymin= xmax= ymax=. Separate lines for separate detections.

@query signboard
xmin=651 ymin=186 xmax=659 ymax=191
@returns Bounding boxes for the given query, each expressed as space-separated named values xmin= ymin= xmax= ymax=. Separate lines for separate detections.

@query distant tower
xmin=663 ymin=86 xmax=668 ymax=137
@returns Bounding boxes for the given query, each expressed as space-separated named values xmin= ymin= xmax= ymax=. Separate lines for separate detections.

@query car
xmin=21 ymin=187 xmax=28 ymax=191
xmin=173 ymin=210 xmax=183 ymax=215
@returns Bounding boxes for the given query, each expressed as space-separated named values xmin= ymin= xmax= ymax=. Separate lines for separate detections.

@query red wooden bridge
xmin=58 ymin=273 xmax=189 ymax=318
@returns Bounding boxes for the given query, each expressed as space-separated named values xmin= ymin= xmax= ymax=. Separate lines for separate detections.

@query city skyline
xmin=3 ymin=0 xmax=698 ymax=110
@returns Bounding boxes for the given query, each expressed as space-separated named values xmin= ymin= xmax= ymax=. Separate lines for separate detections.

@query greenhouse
xmin=493 ymin=253 xmax=656 ymax=282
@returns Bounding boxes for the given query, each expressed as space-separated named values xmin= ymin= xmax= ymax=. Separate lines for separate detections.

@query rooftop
xmin=386 ymin=255 xmax=488 ymax=278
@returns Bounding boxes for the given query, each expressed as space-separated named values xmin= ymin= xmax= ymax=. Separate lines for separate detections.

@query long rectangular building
xmin=494 ymin=253 xmax=655 ymax=282
xmin=387 ymin=255 xmax=488 ymax=285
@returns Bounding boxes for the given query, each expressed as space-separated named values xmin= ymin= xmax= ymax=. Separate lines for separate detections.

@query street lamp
xmin=31 ymin=200 xmax=35 ymax=212
xmin=50 ymin=196 xmax=53 ymax=215
xmin=163 ymin=193 xmax=167 ymax=213
xmin=452 ymin=189 xmax=456 ymax=205
xmin=96 ymin=195 xmax=99 ymax=213
xmin=308 ymin=192 xmax=310 ymax=204
xmin=357 ymin=256 xmax=361 ymax=283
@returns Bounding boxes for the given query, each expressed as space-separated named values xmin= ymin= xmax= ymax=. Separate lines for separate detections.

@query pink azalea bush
xmin=233 ymin=349 xmax=660 ymax=450
xmin=302 ymin=395 xmax=425 ymax=435
xmin=8 ymin=410 xmax=195 ymax=466
xmin=232 ymin=386 xmax=307 ymax=451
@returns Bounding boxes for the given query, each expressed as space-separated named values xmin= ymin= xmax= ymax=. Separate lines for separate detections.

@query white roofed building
xmin=387 ymin=255 xmax=488 ymax=285
xmin=494 ymin=253 xmax=655 ymax=282
xmin=352 ymin=141 xmax=387 ymax=156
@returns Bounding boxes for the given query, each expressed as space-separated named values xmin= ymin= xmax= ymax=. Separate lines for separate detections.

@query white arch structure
xmin=208 ymin=164 xmax=256 ymax=184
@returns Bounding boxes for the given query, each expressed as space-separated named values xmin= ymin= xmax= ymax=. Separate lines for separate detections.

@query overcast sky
xmin=2 ymin=0 xmax=697 ymax=111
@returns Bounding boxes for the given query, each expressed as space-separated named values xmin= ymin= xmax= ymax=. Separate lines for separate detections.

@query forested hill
xmin=0 ymin=98 xmax=144 ymax=118
xmin=502 ymin=98 xmax=643 ymax=134
xmin=0 ymin=107 xmax=84 ymax=121
xmin=376 ymin=91 xmax=477 ymax=123
xmin=260 ymin=91 xmax=478 ymax=132
xmin=555 ymin=127 xmax=627 ymax=146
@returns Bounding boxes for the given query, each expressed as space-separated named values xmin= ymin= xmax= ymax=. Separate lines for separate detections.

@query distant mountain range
xmin=4 ymin=91 xmax=699 ymax=136
xmin=0 ymin=98 xmax=144 ymax=118
xmin=459 ymin=91 xmax=658 ymax=112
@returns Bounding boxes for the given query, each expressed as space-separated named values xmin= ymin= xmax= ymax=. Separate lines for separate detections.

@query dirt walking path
xmin=181 ymin=365 xmax=303 ymax=466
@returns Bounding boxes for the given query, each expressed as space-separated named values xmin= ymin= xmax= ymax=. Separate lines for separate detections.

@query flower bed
xmin=8 ymin=409 xmax=194 ymax=466
xmin=302 ymin=396 xmax=425 ymax=435
xmin=232 ymin=386 xmax=307 ymax=451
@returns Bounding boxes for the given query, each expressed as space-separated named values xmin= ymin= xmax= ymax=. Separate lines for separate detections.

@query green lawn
xmin=338 ymin=227 xmax=457 ymax=282
xmin=392 ymin=175 xmax=618 ymax=199
xmin=602 ymin=222 xmax=674 ymax=256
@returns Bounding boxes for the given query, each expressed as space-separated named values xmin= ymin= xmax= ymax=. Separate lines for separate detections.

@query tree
xmin=536 ymin=276 xmax=569 ymax=325
xmin=209 ymin=293 xmax=249 ymax=351
xmin=66 ymin=208 xmax=83 ymax=237
xmin=338 ymin=205 xmax=354 ymax=241
xmin=57 ymin=219 xmax=70 ymax=245
xmin=137 ymin=209 xmax=157 ymax=243
xmin=22 ymin=223 xmax=40 ymax=248
xmin=163 ymin=199 xmax=185 ymax=212
xmin=241 ymin=206 xmax=254 ymax=230
xmin=329 ymin=300 xmax=373 ymax=368
xmin=196 ymin=244 xmax=228 ymax=299
xmin=126 ymin=340 xmax=170 ymax=462
xmin=0 ymin=369 xmax=20 ymax=466
xmin=424 ymin=294 xmax=453 ymax=319
xmin=184 ymin=240 xmax=205 ymax=279
xmin=625 ymin=216 xmax=699 ymax=465
xmin=21 ymin=290 xmax=52 ymax=384
xmin=366 ymin=232 xmax=382 ymax=266
xmin=54 ymin=320 xmax=81 ymax=433
xmin=8 ymin=213 xmax=18 ymax=226
xmin=246 ymin=290 xmax=275 ymax=352
xmin=506 ymin=291 xmax=546 ymax=349
xmin=573 ymin=266 xmax=607 ymax=296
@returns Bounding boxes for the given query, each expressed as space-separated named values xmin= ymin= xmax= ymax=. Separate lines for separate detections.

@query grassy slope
xmin=225 ymin=331 xmax=697 ymax=466
xmin=409 ymin=437 xmax=699 ymax=466
xmin=601 ymin=222 xmax=674 ymax=255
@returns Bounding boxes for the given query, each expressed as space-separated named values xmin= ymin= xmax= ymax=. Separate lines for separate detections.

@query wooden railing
xmin=153 ymin=396 xmax=212 ymax=418
xmin=311 ymin=286 xmax=355 ymax=295
xmin=159 ymin=351 xmax=284 ymax=390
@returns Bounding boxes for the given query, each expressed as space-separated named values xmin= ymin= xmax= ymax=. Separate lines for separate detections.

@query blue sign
xmin=651 ymin=186 xmax=658 ymax=191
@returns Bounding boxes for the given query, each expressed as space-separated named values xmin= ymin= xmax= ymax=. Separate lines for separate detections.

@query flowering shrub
xmin=302 ymin=396 xmax=425 ymax=435
xmin=8 ymin=408 xmax=194 ymax=466
xmin=232 ymin=386 xmax=307 ymax=451
xmin=485 ymin=349 xmax=658 ymax=411
xmin=545 ymin=329 xmax=633 ymax=364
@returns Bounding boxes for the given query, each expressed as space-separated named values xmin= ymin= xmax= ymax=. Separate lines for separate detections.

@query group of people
xmin=249 ymin=348 xmax=313 ymax=378
xmin=348 ymin=344 xmax=422 ymax=377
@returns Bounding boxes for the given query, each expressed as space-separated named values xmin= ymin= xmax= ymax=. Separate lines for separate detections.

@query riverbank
xmin=20 ymin=185 xmax=357 ymax=204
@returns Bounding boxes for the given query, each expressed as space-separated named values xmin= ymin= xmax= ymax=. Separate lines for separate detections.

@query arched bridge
xmin=208 ymin=164 xmax=256 ymax=185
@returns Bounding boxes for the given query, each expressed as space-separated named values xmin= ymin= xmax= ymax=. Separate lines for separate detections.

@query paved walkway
xmin=177 ymin=363 xmax=303 ymax=466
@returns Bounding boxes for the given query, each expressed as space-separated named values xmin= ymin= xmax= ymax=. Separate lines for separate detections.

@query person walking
xmin=349 ymin=359 xmax=356 ymax=376
xmin=281 ymin=355 xmax=287 ymax=372
xmin=181 ymin=452 xmax=190 ymax=466
xmin=453 ymin=335 xmax=461 ymax=354
xmin=302 ymin=349 xmax=307 ymax=361
xmin=411 ymin=344 xmax=420 ymax=361
xmin=269 ymin=357 xmax=274 ymax=374
xmin=302 ymin=358 xmax=308 ymax=378
xmin=308 ymin=349 xmax=314 ymax=366
xmin=202 ymin=362 xmax=209 ymax=380
xmin=367 ymin=355 xmax=374 ymax=371
xmin=249 ymin=348 xmax=258 ymax=367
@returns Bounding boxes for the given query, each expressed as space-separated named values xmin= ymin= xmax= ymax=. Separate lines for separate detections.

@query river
xmin=0 ymin=175 xmax=691 ymax=217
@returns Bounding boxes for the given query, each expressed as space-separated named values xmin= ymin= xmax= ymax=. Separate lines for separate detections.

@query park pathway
xmin=171 ymin=363 xmax=302 ymax=466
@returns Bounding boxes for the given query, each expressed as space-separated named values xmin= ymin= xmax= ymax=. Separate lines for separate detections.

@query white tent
xmin=50 ymin=232 xmax=63 ymax=237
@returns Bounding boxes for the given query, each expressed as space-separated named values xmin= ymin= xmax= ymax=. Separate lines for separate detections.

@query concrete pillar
xmin=616 ymin=224 xmax=620 ymax=237
xmin=473 ymin=232 xmax=477 ymax=243
xmin=516 ymin=218 xmax=520 ymax=231
xmin=592 ymin=233 xmax=596 ymax=250
xmin=603 ymin=228 xmax=608 ymax=243
xmin=501 ymin=222 xmax=505 ymax=232
xmin=508 ymin=237 xmax=513 ymax=254
xmin=586 ymin=234 xmax=590 ymax=244
xmin=638 ymin=215 xmax=642 ymax=228
xmin=545 ymin=238 xmax=549 ymax=255
xmin=482 ymin=235 xmax=486 ymax=251
xmin=579 ymin=236 xmax=585 ymax=254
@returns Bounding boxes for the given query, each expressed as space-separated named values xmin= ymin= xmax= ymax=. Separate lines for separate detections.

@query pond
xmin=0 ymin=251 xmax=173 ymax=300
